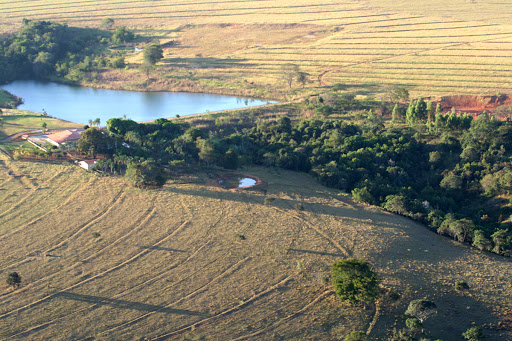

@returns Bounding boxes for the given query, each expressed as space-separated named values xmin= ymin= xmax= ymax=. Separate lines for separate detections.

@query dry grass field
xmin=0 ymin=156 xmax=511 ymax=340
xmin=2 ymin=0 xmax=512 ymax=98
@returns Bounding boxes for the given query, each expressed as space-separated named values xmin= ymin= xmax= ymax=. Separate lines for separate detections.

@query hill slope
xmin=0 ymin=158 xmax=510 ymax=340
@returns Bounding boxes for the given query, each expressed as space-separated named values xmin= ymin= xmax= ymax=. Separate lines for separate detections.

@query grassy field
xmin=0 ymin=109 xmax=82 ymax=140
xmin=0 ymin=158 xmax=511 ymax=340
xmin=1 ymin=0 xmax=512 ymax=98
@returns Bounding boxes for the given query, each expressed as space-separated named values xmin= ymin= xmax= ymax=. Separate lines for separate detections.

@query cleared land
xmin=0 ymin=157 xmax=511 ymax=340
xmin=0 ymin=109 xmax=82 ymax=140
xmin=1 ymin=0 xmax=512 ymax=97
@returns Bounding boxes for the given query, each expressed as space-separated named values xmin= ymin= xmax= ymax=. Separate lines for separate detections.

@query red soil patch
xmin=435 ymin=94 xmax=512 ymax=117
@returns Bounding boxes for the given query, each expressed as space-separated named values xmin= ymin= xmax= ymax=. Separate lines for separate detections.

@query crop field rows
xmin=1 ymin=161 xmax=512 ymax=340
xmin=3 ymin=0 xmax=511 ymax=96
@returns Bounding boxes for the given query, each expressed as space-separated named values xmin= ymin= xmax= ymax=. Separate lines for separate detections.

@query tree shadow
xmin=288 ymin=248 xmax=345 ymax=257
xmin=163 ymin=57 xmax=256 ymax=69
xmin=55 ymin=292 xmax=207 ymax=316
xmin=163 ymin=184 xmax=356 ymax=218
xmin=138 ymin=246 xmax=187 ymax=252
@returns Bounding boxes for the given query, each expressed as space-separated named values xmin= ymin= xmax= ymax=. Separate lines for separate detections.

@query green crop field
xmin=1 ymin=0 xmax=512 ymax=98
xmin=0 ymin=157 xmax=511 ymax=340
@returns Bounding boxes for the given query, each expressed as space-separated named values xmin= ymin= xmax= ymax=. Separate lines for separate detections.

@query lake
xmin=0 ymin=80 xmax=273 ymax=125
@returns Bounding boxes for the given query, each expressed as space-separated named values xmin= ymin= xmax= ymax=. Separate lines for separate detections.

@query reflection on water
xmin=1 ymin=80 xmax=274 ymax=124
xmin=219 ymin=177 xmax=257 ymax=189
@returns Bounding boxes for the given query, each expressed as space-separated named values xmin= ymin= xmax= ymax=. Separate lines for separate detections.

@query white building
xmin=78 ymin=160 xmax=97 ymax=170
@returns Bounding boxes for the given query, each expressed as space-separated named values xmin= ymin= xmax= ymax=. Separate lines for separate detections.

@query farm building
xmin=45 ymin=129 xmax=84 ymax=146
xmin=78 ymin=160 xmax=97 ymax=170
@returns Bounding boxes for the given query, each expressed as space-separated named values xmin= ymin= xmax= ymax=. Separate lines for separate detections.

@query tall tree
xmin=426 ymin=100 xmax=434 ymax=122
xmin=414 ymin=97 xmax=427 ymax=121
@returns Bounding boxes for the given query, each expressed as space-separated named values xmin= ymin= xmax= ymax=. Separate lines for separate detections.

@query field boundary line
xmin=271 ymin=206 xmax=351 ymax=257
xmin=1 ymin=190 xmax=155 ymax=273
xmin=93 ymin=256 xmax=252 ymax=338
xmin=0 ymin=176 xmax=95 ymax=243
xmin=230 ymin=289 xmax=333 ymax=340
xmin=0 ymin=220 xmax=190 ymax=320
xmin=0 ymin=168 xmax=67 ymax=221
xmin=153 ymin=276 xmax=293 ymax=340
xmin=8 ymin=240 xmax=214 ymax=340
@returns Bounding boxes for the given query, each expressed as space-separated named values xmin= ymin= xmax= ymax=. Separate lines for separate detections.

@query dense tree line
xmin=75 ymin=99 xmax=512 ymax=256
xmin=0 ymin=20 xmax=135 ymax=84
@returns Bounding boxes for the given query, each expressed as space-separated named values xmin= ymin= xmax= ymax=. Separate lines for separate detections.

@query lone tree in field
xmin=141 ymin=43 xmax=164 ymax=81
xmin=405 ymin=299 xmax=437 ymax=322
xmin=331 ymin=258 xmax=380 ymax=305
xmin=6 ymin=272 xmax=21 ymax=289
xmin=281 ymin=63 xmax=300 ymax=88
xmin=143 ymin=43 xmax=164 ymax=65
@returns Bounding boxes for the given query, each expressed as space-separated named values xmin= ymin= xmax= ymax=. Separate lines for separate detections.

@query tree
xmin=426 ymin=100 xmax=434 ymax=122
xmin=406 ymin=99 xmax=416 ymax=126
xmin=143 ymin=44 xmax=164 ymax=65
xmin=197 ymin=139 xmax=217 ymax=167
xmin=449 ymin=218 xmax=474 ymax=243
xmin=472 ymin=230 xmax=492 ymax=251
xmin=405 ymin=299 xmax=437 ymax=322
xmin=414 ymin=97 xmax=427 ymax=121
xmin=281 ymin=63 xmax=300 ymax=88
xmin=6 ymin=272 xmax=21 ymax=289
xmin=100 ymin=18 xmax=115 ymax=31
xmin=41 ymin=122 xmax=47 ymax=130
xmin=76 ymin=127 xmax=112 ymax=156
xmin=140 ymin=62 xmax=154 ymax=81
xmin=125 ymin=160 xmax=166 ymax=188
xmin=112 ymin=26 xmax=134 ymax=44
xmin=491 ymin=229 xmax=510 ymax=254
xmin=386 ymin=86 xmax=409 ymax=103
xmin=392 ymin=103 xmax=404 ymax=123
xmin=223 ymin=148 xmax=239 ymax=169
xmin=296 ymin=71 xmax=310 ymax=88
xmin=462 ymin=326 xmax=484 ymax=341
xmin=343 ymin=331 xmax=368 ymax=341
xmin=331 ymin=258 xmax=380 ymax=305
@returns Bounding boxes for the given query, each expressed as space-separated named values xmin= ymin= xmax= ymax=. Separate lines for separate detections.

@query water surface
xmin=1 ymin=80 xmax=273 ymax=124
xmin=220 ymin=177 xmax=257 ymax=189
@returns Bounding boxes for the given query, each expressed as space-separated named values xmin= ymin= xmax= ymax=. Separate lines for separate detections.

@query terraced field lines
xmin=9 ymin=240 xmax=214 ymax=339
xmin=152 ymin=276 xmax=294 ymax=340
xmin=231 ymin=289 xmax=334 ymax=340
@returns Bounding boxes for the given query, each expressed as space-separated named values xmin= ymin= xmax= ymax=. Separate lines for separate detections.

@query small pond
xmin=219 ymin=177 xmax=257 ymax=189
xmin=0 ymin=80 xmax=274 ymax=124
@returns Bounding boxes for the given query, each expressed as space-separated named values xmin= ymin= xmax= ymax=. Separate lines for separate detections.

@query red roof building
xmin=46 ymin=129 xmax=84 ymax=146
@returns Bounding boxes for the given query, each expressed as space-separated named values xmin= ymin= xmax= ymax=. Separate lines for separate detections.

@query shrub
xmin=234 ymin=233 xmax=246 ymax=241
xmin=92 ymin=232 xmax=101 ymax=238
xmin=405 ymin=299 xmax=437 ymax=322
xmin=264 ymin=197 xmax=275 ymax=205
xmin=462 ymin=326 xmax=484 ymax=341
xmin=6 ymin=272 xmax=21 ymax=289
xmin=331 ymin=258 xmax=380 ymax=305
xmin=343 ymin=331 xmax=368 ymax=341
xmin=406 ymin=318 xmax=423 ymax=330
xmin=351 ymin=187 xmax=375 ymax=205
xmin=455 ymin=280 xmax=470 ymax=291
xmin=294 ymin=203 xmax=304 ymax=211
